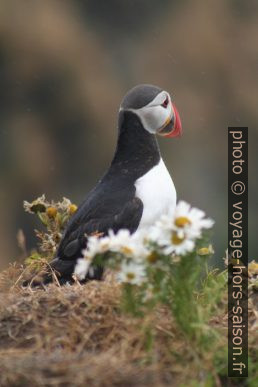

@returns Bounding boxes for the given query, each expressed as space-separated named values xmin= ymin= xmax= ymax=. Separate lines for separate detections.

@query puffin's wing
xmin=23 ymin=197 xmax=143 ymax=287
xmin=58 ymin=196 xmax=143 ymax=261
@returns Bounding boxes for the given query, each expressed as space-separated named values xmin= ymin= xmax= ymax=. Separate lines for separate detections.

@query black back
xmin=56 ymin=111 xmax=160 ymax=262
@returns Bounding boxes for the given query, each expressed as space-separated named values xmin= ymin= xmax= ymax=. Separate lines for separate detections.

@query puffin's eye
xmin=161 ymin=96 xmax=169 ymax=108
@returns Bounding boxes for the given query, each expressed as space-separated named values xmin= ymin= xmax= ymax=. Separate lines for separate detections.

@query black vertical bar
xmin=228 ymin=127 xmax=248 ymax=377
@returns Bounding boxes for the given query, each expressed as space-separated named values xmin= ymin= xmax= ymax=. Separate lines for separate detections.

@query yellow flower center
xmin=175 ymin=216 xmax=191 ymax=228
xmin=248 ymin=262 xmax=258 ymax=275
xmin=197 ymin=245 xmax=214 ymax=256
xmin=147 ymin=252 xmax=159 ymax=264
xmin=121 ymin=246 xmax=134 ymax=255
xmin=171 ymin=232 xmax=185 ymax=245
xmin=69 ymin=204 xmax=78 ymax=215
xmin=46 ymin=206 xmax=57 ymax=218
xmin=126 ymin=272 xmax=135 ymax=280
xmin=197 ymin=247 xmax=209 ymax=256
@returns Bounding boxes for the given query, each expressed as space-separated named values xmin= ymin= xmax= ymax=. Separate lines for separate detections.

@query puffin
xmin=28 ymin=84 xmax=182 ymax=285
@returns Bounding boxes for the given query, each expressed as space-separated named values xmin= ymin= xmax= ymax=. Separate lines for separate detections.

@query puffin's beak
xmin=158 ymin=103 xmax=182 ymax=138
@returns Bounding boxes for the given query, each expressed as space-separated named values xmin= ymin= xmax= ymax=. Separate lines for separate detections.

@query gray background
xmin=0 ymin=0 xmax=257 ymax=269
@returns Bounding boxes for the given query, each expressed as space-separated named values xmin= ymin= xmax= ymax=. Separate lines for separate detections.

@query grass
xmin=0 ymin=263 xmax=257 ymax=387
xmin=0 ymin=196 xmax=256 ymax=386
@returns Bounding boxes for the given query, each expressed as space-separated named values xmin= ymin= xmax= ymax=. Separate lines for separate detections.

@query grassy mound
xmin=0 ymin=265 xmax=257 ymax=386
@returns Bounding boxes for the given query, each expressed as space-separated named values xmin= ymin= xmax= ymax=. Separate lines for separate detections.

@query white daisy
xmin=149 ymin=201 xmax=214 ymax=244
xmin=74 ymin=258 xmax=91 ymax=280
xmin=107 ymin=229 xmax=149 ymax=260
xmin=149 ymin=214 xmax=195 ymax=255
xmin=81 ymin=229 xmax=148 ymax=268
xmin=148 ymin=223 xmax=165 ymax=243
xmin=173 ymin=200 xmax=214 ymax=239
xmin=157 ymin=229 xmax=195 ymax=256
xmin=83 ymin=234 xmax=111 ymax=260
xmin=116 ymin=261 xmax=146 ymax=285
xmin=107 ymin=229 xmax=132 ymax=251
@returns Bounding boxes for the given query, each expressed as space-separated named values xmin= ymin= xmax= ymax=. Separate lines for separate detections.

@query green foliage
xmin=120 ymin=248 xmax=227 ymax=351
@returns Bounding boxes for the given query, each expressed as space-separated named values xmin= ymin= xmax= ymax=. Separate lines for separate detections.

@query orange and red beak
xmin=165 ymin=103 xmax=182 ymax=138
xmin=158 ymin=102 xmax=182 ymax=138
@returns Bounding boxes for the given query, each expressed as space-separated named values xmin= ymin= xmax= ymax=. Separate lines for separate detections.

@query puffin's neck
xmin=111 ymin=111 xmax=160 ymax=177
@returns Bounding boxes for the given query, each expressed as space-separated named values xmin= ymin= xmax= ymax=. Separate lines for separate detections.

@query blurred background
xmin=0 ymin=0 xmax=257 ymax=269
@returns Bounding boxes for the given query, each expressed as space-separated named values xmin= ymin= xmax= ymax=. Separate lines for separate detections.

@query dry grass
xmin=0 ymin=264 xmax=257 ymax=387
xmin=0 ymin=266 xmax=182 ymax=386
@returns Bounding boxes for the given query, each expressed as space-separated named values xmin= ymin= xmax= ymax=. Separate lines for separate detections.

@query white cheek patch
xmin=126 ymin=91 xmax=173 ymax=134
xmin=136 ymin=106 xmax=168 ymax=134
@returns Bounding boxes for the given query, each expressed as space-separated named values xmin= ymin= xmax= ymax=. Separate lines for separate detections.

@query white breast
xmin=135 ymin=159 xmax=176 ymax=231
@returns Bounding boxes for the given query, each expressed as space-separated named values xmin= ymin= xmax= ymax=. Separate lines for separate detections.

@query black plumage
xmin=29 ymin=109 xmax=161 ymax=285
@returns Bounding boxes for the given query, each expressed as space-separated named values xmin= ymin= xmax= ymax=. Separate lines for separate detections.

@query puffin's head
xmin=120 ymin=84 xmax=182 ymax=138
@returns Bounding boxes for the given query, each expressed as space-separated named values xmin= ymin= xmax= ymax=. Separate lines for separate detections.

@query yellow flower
xmin=147 ymin=251 xmax=159 ymax=264
xmin=46 ymin=206 xmax=57 ymax=218
xmin=120 ymin=246 xmax=134 ymax=256
xmin=174 ymin=216 xmax=191 ymax=228
xmin=69 ymin=204 xmax=78 ymax=215
xmin=248 ymin=261 xmax=258 ymax=277
xmin=126 ymin=272 xmax=136 ymax=281
xmin=197 ymin=245 xmax=214 ymax=256
xmin=171 ymin=232 xmax=185 ymax=245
